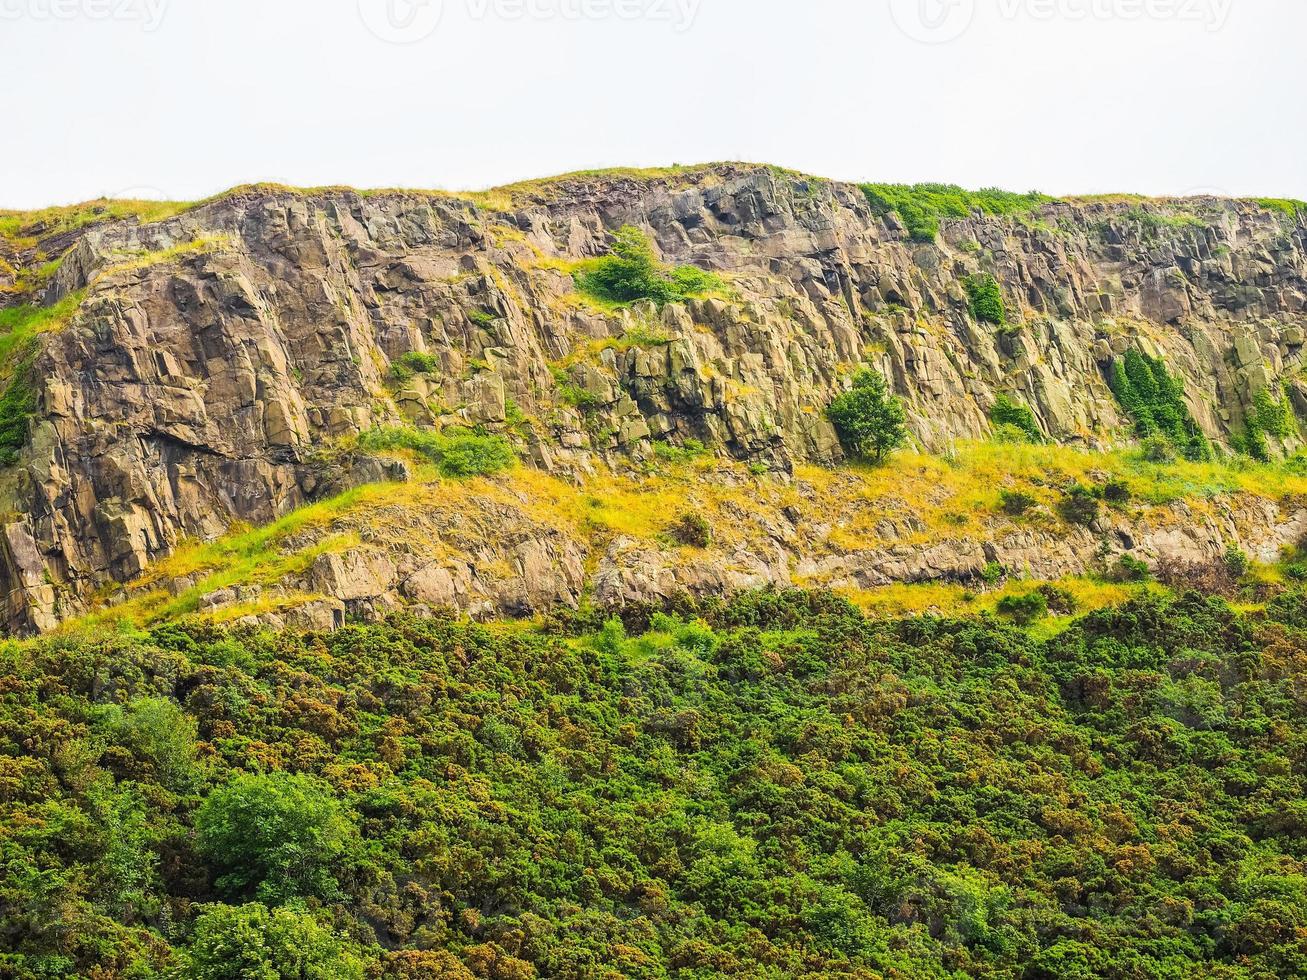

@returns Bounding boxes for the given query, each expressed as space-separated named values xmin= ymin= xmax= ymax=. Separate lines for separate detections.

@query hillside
xmin=5 ymin=165 xmax=1307 ymax=979
xmin=1 ymin=165 xmax=1306 ymax=633
xmin=3 ymin=591 xmax=1307 ymax=978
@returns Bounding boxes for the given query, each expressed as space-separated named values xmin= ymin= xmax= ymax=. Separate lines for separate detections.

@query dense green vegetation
xmin=357 ymin=426 xmax=517 ymax=478
xmin=574 ymin=227 xmax=723 ymax=307
xmin=1108 ymin=351 xmax=1213 ymax=462
xmin=1239 ymin=385 xmax=1299 ymax=462
xmin=989 ymin=395 xmax=1041 ymax=442
xmin=826 ymin=369 xmax=908 ymax=463
xmin=858 ymin=184 xmax=1052 ymax=243
xmin=963 ymin=275 xmax=1006 ymax=326
xmin=3 ymin=588 xmax=1307 ymax=977
xmin=1253 ymin=198 xmax=1306 ymax=222
xmin=0 ymin=343 xmax=39 ymax=466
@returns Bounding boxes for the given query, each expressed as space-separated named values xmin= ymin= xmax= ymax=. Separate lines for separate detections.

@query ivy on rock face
xmin=1108 ymin=350 xmax=1213 ymax=461
xmin=3 ymin=589 xmax=1307 ymax=977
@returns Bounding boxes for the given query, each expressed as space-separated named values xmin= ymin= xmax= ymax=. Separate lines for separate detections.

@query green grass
xmin=0 ymin=291 xmax=85 ymax=371
xmin=1254 ymin=197 xmax=1306 ymax=221
xmin=0 ymin=198 xmax=192 ymax=245
xmin=859 ymin=182 xmax=1054 ymax=242
xmin=357 ymin=426 xmax=517 ymax=478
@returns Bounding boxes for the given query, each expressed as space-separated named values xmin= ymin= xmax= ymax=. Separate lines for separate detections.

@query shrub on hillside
xmin=859 ymin=183 xmax=1052 ymax=243
xmin=964 ymin=274 xmax=1006 ymax=325
xmin=990 ymin=394 xmax=1041 ymax=442
xmin=1109 ymin=351 xmax=1212 ymax=462
xmin=575 ymin=226 xmax=722 ymax=307
xmin=357 ymin=426 xmax=516 ymax=478
xmin=999 ymin=489 xmax=1038 ymax=517
xmin=195 ymin=773 xmax=352 ymax=904
xmin=996 ymin=590 xmax=1048 ymax=625
xmin=1058 ymin=485 xmax=1101 ymax=526
xmin=668 ymin=512 xmax=713 ymax=549
xmin=826 ymin=369 xmax=908 ymax=464
xmin=181 ymin=903 xmax=364 ymax=980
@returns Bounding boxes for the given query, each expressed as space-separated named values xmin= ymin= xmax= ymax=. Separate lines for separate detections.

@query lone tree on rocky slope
xmin=827 ymin=369 xmax=908 ymax=463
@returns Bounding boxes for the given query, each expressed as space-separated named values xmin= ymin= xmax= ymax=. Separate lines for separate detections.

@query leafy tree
xmin=180 ymin=903 xmax=365 ymax=980
xmin=195 ymin=773 xmax=352 ymax=904
xmin=827 ymin=369 xmax=908 ymax=463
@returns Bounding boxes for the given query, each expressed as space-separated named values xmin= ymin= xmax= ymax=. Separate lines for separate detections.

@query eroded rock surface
xmin=2 ymin=164 xmax=1306 ymax=630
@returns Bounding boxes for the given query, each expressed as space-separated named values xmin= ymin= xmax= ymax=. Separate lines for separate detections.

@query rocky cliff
xmin=2 ymin=163 xmax=1306 ymax=632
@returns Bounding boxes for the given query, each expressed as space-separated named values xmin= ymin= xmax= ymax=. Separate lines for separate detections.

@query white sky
xmin=1 ymin=0 xmax=1303 ymax=209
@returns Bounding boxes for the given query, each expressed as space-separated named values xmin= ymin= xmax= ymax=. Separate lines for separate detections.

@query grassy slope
xmin=71 ymin=440 xmax=1307 ymax=633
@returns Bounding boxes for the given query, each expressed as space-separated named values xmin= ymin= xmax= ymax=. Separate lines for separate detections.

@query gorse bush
xmin=574 ymin=225 xmax=723 ymax=306
xmin=964 ymin=274 xmax=1006 ymax=325
xmin=859 ymin=183 xmax=1052 ymax=243
xmin=999 ymin=489 xmax=1037 ymax=516
xmin=1108 ymin=350 xmax=1213 ymax=462
xmin=827 ymin=368 xmax=908 ymax=463
xmin=357 ymin=426 xmax=516 ymax=478
xmin=4 ymin=590 xmax=1307 ymax=976
xmin=996 ymin=590 xmax=1048 ymax=625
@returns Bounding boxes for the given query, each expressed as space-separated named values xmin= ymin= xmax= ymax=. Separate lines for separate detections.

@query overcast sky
xmin=1 ymin=0 xmax=1303 ymax=209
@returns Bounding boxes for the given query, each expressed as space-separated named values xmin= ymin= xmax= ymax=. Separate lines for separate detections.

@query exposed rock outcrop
xmin=1 ymin=164 xmax=1306 ymax=630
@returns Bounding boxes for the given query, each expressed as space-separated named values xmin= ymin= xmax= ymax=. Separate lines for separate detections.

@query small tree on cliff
xmin=827 ymin=369 xmax=908 ymax=463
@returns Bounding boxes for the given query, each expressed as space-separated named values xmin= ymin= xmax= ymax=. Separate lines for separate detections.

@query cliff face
xmin=2 ymin=164 xmax=1306 ymax=631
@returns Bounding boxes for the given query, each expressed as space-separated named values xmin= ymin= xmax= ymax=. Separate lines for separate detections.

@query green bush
xmin=1100 ymin=479 xmax=1131 ymax=506
xmin=195 ymin=773 xmax=352 ymax=904
xmin=181 ymin=903 xmax=365 ymax=980
xmin=668 ymin=512 xmax=713 ymax=548
xmin=1140 ymin=434 xmax=1177 ymax=463
xmin=1108 ymin=351 xmax=1212 ymax=462
xmin=389 ymin=351 xmax=441 ymax=384
xmin=999 ymin=489 xmax=1037 ymax=517
xmin=1224 ymin=545 xmax=1251 ymax=579
xmin=995 ymin=590 xmax=1047 ymax=625
xmin=652 ymin=438 xmax=707 ymax=464
xmin=1110 ymin=555 xmax=1151 ymax=583
xmin=826 ymin=369 xmax=908 ymax=464
xmin=964 ymin=274 xmax=1006 ymax=325
xmin=1058 ymin=485 xmax=1101 ymax=526
xmin=0 ymin=345 xmax=39 ymax=467
xmin=859 ymin=183 xmax=1052 ymax=243
xmin=575 ymin=226 xmax=722 ymax=307
xmin=1243 ymin=385 xmax=1298 ymax=457
xmin=357 ymin=426 xmax=516 ymax=478
xmin=990 ymin=394 xmax=1040 ymax=441
xmin=1036 ymin=583 xmax=1078 ymax=615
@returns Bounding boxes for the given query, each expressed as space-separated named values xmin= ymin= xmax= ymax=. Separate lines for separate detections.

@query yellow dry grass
xmin=64 ymin=438 xmax=1307 ymax=630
